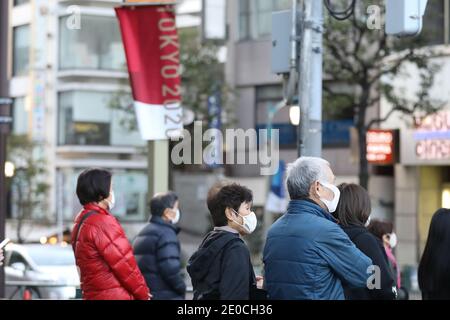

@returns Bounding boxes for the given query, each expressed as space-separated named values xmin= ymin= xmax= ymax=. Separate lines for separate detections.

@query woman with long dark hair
xmin=335 ymin=183 xmax=397 ymax=300
xmin=418 ymin=208 xmax=450 ymax=300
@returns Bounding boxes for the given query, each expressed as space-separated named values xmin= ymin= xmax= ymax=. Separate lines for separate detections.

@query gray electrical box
xmin=271 ymin=10 xmax=296 ymax=74
xmin=386 ymin=0 xmax=428 ymax=37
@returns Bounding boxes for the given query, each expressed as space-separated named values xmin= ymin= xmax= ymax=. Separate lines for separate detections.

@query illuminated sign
xmin=366 ymin=130 xmax=398 ymax=165
xmin=124 ymin=0 xmax=176 ymax=4
xmin=414 ymin=111 xmax=450 ymax=160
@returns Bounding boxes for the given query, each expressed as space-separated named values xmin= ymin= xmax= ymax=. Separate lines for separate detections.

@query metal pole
xmin=0 ymin=0 xmax=11 ymax=299
xmin=297 ymin=0 xmax=323 ymax=157
xmin=307 ymin=0 xmax=323 ymax=157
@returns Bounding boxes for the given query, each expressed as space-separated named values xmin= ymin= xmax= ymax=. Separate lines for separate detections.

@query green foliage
xmin=323 ymin=0 xmax=444 ymax=188
xmin=7 ymin=134 xmax=50 ymax=243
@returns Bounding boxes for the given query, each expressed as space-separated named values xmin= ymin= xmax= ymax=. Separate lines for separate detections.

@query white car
xmin=4 ymin=244 xmax=80 ymax=300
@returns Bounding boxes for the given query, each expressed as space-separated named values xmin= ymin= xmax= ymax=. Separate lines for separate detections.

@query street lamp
xmin=4 ymin=161 xmax=14 ymax=178
xmin=289 ymin=105 xmax=300 ymax=126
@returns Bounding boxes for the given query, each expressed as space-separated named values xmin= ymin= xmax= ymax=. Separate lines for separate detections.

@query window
xmin=14 ymin=0 xmax=29 ymax=6
xmin=58 ymin=91 xmax=144 ymax=147
xmin=7 ymin=252 xmax=28 ymax=268
xmin=13 ymin=25 xmax=30 ymax=76
xmin=59 ymin=15 xmax=126 ymax=70
xmin=57 ymin=168 xmax=148 ymax=222
xmin=421 ymin=0 xmax=445 ymax=45
xmin=239 ymin=0 xmax=291 ymax=40
xmin=12 ymin=97 xmax=28 ymax=135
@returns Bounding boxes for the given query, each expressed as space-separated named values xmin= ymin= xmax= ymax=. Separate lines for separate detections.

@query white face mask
xmin=232 ymin=209 xmax=257 ymax=234
xmin=389 ymin=233 xmax=397 ymax=249
xmin=171 ymin=208 xmax=180 ymax=224
xmin=318 ymin=180 xmax=341 ymax=213
xmin=365 ymin=215 xmax=371 ymax=227
xmin=105 ymin=190 xmax=115 ymax=210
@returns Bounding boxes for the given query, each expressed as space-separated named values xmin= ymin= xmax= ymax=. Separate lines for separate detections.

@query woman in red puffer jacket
xmin=72 ymin=168 xmax=150 ymax=300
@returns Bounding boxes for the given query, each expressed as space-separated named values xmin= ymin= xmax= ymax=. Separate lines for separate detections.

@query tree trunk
xmin=16 ymin=183 xmax=23 ymax=244
xmin=358 ymin=125 xmax=369 ymax=190
xmin=357 ymin=82 xmax=370 ymax=190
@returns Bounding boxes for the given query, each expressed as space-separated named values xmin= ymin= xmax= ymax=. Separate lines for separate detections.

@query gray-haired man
xmin=263 ymin=157 xmax=373 ymax=300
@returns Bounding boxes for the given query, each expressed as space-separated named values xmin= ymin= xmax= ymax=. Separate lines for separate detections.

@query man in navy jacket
xmin=133 ymin=192 xmax=186 ymax=300
xmin=263 ymin=157 xmax=372 ymax=300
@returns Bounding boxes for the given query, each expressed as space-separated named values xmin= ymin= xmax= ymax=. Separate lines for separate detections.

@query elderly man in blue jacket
xmin=263 ymin=157 xmax=373 ymax=300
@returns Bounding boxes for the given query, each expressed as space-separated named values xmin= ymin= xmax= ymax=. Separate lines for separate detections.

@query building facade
xmin=224 ymin=0 xmax=393 ymax=217
xmin=7 ymin=0 xmax=201 ymax=241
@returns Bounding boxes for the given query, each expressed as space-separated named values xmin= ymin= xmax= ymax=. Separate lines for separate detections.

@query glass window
xmin=13 ymin=25 xmax=30 ymax=76
xmin=58 ymin=168 xmax=148 ymax=222
xmin=59 ymin=15 xmax=126 ymax=70
xmin=12 ymin=97 xmax=28 ymax=135
xmin=421 ymin=0 xmax=445 ymax=45
xmin=58 ymin=91 xmax=144 ymax=147
xmin=239 ymin=0 xmax=291 ymax=40
xmin=14 ymin=0 xmax=29 ymax=6
xmin=7 ymin=252 xmax=28 ymax=267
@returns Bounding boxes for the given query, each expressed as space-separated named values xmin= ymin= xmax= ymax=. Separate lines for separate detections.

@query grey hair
xmin=286 ymin=157 xmax=331 ymax=200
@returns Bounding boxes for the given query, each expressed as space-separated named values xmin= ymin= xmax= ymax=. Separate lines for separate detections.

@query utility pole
xmin=297 ymin=0 xmax=323 ymax=157
xmin=0 ymin=0 xmax=12 ymax=299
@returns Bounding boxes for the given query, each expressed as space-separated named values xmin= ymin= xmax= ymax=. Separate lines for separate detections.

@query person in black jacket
xmin=335 ymin=183 xmax=397 ymax=300
xmin=133 ymin=191 xmax=186 ymax=300
xmin=187 ymin=182 xmax=264 ymax=300
xmin=418 ymin=208 xmax=450 ymax=300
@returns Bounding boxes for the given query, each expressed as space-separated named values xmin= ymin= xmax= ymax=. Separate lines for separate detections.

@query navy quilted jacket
xmin=133 ymin=216 xmax=186 ymax=300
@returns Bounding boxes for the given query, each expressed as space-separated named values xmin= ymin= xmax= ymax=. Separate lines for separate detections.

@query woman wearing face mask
xmin=187 ymin=182 xmax=265 ymax=300
xmin=133 ymin=191 xmax=186 ymax=300
xmin=368 ymin=220 xmax=401 ymax=290
xmin=72 ymin=168 xmax=150 ymax=300
xmin=335 ymin=184 xmax=397 ymax=300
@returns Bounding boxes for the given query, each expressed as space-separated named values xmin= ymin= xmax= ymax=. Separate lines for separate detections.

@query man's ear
xmin=311 ymin=181 xmax=320 ymax=197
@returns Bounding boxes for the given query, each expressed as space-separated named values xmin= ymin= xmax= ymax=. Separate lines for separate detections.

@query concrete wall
xmin=395 ymin=165 xmax=419 ymax=268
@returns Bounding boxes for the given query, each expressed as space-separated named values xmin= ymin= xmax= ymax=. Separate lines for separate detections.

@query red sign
xmin=366 ymin=130 xmax=397 ymax=165
xmin=116 ymin=5 xmax=183 ymax=140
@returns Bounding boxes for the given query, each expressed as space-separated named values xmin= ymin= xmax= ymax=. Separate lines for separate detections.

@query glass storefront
xmin=58 ymin=91 xmax=144 ymax=147
xmin=57 ymin=168 xmax=148 ymax=222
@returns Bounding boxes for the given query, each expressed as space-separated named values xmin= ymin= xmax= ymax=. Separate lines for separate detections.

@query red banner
xmin=116 ymin=5 xmax=183 ymax=140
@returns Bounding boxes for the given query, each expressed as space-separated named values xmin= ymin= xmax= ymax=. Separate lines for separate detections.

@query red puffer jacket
xmin=72 ymin=203 xmax=150 ymax=300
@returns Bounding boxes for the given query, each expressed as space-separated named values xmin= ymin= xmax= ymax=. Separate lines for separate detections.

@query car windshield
xmin=26 ymin=246 xmax=76 ymax=266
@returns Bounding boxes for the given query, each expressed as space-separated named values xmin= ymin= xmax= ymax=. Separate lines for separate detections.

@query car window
xmin=8 ymin=251 xmax=28 ymax=268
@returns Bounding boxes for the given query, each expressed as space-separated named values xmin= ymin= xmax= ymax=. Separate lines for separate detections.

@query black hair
xmin=418 ymin=208 xmax=450 ymax=296
xmin=335 ymin=183 xmax=371 ymax=227
xmin=150 ymin=191 xmax=178 ymax=217
xmin=76 ymin=168 xmax=112 ymax=206
xmin=207 ymin=182 xmax=253 ymax=227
